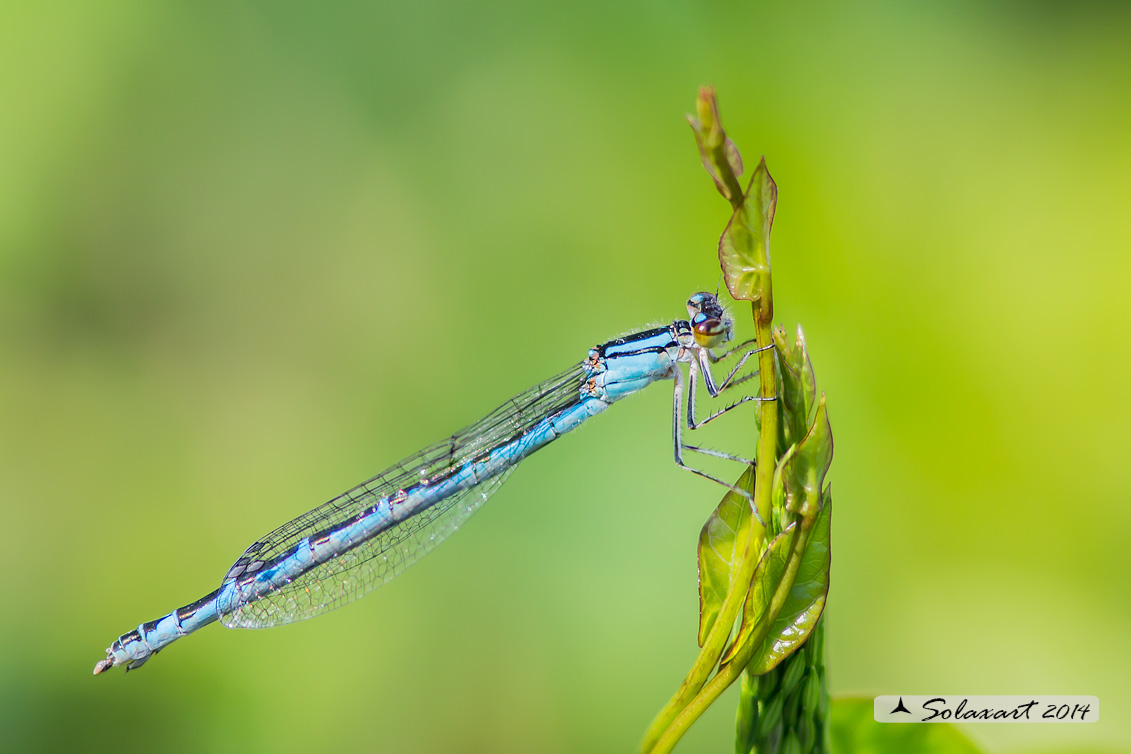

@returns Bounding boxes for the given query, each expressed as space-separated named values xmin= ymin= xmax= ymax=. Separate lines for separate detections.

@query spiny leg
xmin=721 ymin=369 xmax=760 ymax=391
xmin=687 ymin=355 xmax=775 ymax=431
xmin=682 ymin=444 xmax=755 ymax=466
xmin=700 ymin=344 xmax=774 ymax=397
xmin=707 ymin=337 xmax=759 ymax=364
xmin=691 ymin=395 xmax=774 ymax=430
xmin=672 ymin=368 xmax=764 ymax=523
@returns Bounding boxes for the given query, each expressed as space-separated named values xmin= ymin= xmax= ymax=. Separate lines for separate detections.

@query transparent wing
xmin=217 ymin=363 xmax=586 ymax=629
xmin=219 ymin=470 xmax=514 ymax=629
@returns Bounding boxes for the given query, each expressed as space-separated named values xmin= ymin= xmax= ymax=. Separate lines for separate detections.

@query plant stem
xmin=645 ymin=302 xmax=781 ymax=754
xmin=751 ymin=304 xmax=777 ymax=530
xmin=641 ymin=303 xmax=775 ymax=750
xmin=652 ymin=521 xmax=811 ymax=754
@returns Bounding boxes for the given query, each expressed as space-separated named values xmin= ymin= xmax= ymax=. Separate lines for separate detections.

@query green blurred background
xmin=2 ymin=2 xmax=1128 ymax=753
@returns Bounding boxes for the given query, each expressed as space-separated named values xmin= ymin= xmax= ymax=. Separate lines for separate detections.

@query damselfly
xmin=94 ymin=292 xmax=770 ymax=674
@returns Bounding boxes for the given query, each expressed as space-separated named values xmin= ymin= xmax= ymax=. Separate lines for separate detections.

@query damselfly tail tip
xmin=92 ymin=655 xmax=115 ymax=675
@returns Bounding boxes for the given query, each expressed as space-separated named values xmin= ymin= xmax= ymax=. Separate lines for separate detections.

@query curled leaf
xmin=719 ymin=158 xmax=777 ymax=307
xmin=782 ymin=397 xmax=832 ymax=521
xmin=773 ymin=324 xmax=817 ymax=448
xmin=746 ymin=488 xmax=831 ymax=675
xmin=721 ymin=524 xmax=794 ymax=665
xmin=688 ymin=86 xmax=744 ymax=204
xmin=697 ymin=467 xmax=757 ymax=646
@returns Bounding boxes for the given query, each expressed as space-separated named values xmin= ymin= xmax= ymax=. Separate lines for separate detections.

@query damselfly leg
xmin=670 ymin=343 xmax=776 ymax=522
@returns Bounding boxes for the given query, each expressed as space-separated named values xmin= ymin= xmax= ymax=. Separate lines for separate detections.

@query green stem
xmin=652 ymin=521 xmax=812 ymax=754
xmin=751 ymin=305 xmax=777 ymax=530
xmin=641 ymin=496 xmax=766 ymax=749
xmin=643 ymin=304 xmax=780 ymax=754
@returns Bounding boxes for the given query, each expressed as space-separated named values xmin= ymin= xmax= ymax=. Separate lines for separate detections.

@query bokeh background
xmin=2 ymin=2 xmax=1128 ymax=753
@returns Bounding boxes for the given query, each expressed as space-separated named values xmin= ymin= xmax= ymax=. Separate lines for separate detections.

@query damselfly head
xmin=686 ymin=292 xmax=734 ymax=349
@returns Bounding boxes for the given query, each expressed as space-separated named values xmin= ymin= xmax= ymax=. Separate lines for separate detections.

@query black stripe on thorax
xmin=595 ymin=325 xmax=677 ymax=358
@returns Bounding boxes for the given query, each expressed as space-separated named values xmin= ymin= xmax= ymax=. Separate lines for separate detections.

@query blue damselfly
xmin=94 ymin=292 xmax=769 ymax=674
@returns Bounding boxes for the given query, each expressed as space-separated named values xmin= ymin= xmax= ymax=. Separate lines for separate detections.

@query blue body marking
xmin=95 ymin=296 xmax=749 ymax=675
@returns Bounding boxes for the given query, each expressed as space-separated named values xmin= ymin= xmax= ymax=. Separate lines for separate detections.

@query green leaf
xmin=830 ymin=698 xmax=988 ymax=754
xmin=698 ymin=466 xmax=758 ymax=646
xmin=773 ymin=324 xmax=817 ymax=448
xmin=688 ymin=85 xmax=745 ymax=206
xmin=746 ymin=490 xmax=832 ymax=675
xmin=722 ymin=523 xmax=794 ymax=665
xmin=782 ymin=397 xmax=833 ymax=520
xmin=719 ymin=157 xmax=777 ymax=303
xmin=725 ymin=390 xmax=832 ymax=671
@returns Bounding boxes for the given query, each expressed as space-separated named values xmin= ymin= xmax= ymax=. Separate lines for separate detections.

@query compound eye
xmin=693 ymin=315 xmax=725 ymax=346
xmin=686 ymin=292 xmax=709 ymax=317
